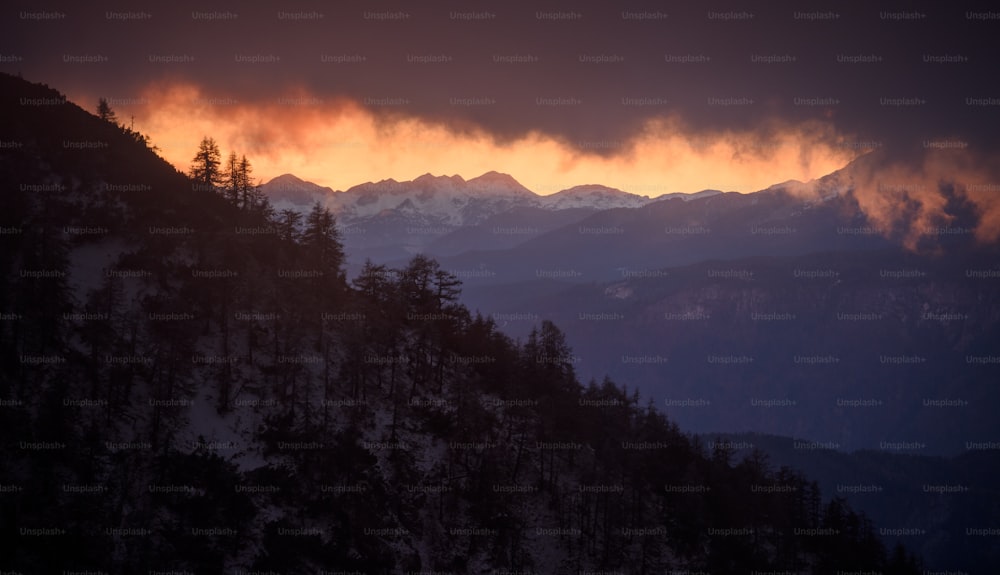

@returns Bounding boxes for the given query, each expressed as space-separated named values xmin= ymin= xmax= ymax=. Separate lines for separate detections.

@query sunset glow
xmin=85 ymin=82 xmax=864 ymax=196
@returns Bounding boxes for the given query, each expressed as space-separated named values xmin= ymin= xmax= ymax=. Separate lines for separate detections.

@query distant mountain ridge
xmin=260 ymin=152 xmax=907 ymax=271
xmin=260 ymin=171 xmax=721 ymax=262
xmin=261 ymin=170 xmax=704 ymax=222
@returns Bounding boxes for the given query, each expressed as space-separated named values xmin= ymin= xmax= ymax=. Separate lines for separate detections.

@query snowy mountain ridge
xmin=260 ymin=171 xmax=706 ymax=226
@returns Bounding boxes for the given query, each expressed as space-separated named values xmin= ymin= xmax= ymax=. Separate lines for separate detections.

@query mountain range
xmin=259 ymin=146 xmax=1000 ymax=459
xmin=260 ymin=171 xmax=720 ymax=262
xmin=260 ymin=153 xmax=895 ymax=282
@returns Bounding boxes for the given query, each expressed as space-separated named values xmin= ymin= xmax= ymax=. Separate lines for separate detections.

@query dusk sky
xmin=4 ymin=0 xmax=1000 ymax=194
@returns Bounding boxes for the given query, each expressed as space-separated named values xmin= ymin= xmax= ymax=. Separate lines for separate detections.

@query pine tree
xmin=223 ymin=151 xmax=240 ymax=205
xmin=96 ymin=97 xmax=118 ymax=124
xmin=301 ymin=201 xmax=346 ymax=351
xmin=302 ymin=201 xmax=344 ymax=278
xmin=277 ymin=209 xmax=302 ymax=243
xmin=238 ymin=155 xmax=261 ymax=210
xmin=190 ymin=136 xmax=223 ymax=189
xmin=399 ymin=254 xmax=438 ymax=315
xmin=431 ymin=268 xmax=462 ymax=312
xmin=522 ymin=320 xmax=576 ymax=395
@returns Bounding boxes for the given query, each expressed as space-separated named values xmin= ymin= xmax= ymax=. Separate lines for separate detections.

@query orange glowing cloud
xmin=786 ymin=146 xmax=1000 ymax=248
xmin=67 ymin=81 xmax=1000 ymax=248
xmin=112 ymin=82 xmax=861 ymax=197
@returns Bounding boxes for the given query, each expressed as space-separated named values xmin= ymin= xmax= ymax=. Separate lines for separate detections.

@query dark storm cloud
xmin=3 ymin=0 xmax=1000 ymax=155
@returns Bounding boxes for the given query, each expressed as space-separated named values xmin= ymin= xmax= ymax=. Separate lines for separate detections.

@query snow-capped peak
xmin=260 ymin=173 xmax=336 ymax=207
xmin=263 ymin=173 xmax=331 ymax=194
xmin=539 ymin=185 xmax=653 ymax=210
xmin=465 ymin=171 xmax=537 ymax=198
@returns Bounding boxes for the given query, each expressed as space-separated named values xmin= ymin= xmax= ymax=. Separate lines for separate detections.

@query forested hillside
xmin=0 ymin=73 xmax=922 ymax=573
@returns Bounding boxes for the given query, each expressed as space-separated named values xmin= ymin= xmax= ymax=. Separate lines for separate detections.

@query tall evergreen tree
xmin=223 ymin=151 xmax=240 ymax=204
xmin=238 ymin=154 xmax=258 ymax=210
xmin=302 ymin=201 xmax=344 ymax=278
xmin=189 ymin=136 xmax=222 ymax=189
xmin=96 ymin=97 xmax=118 ymax=124
xmin=277 ymin=209 xmax=302 ymax=244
